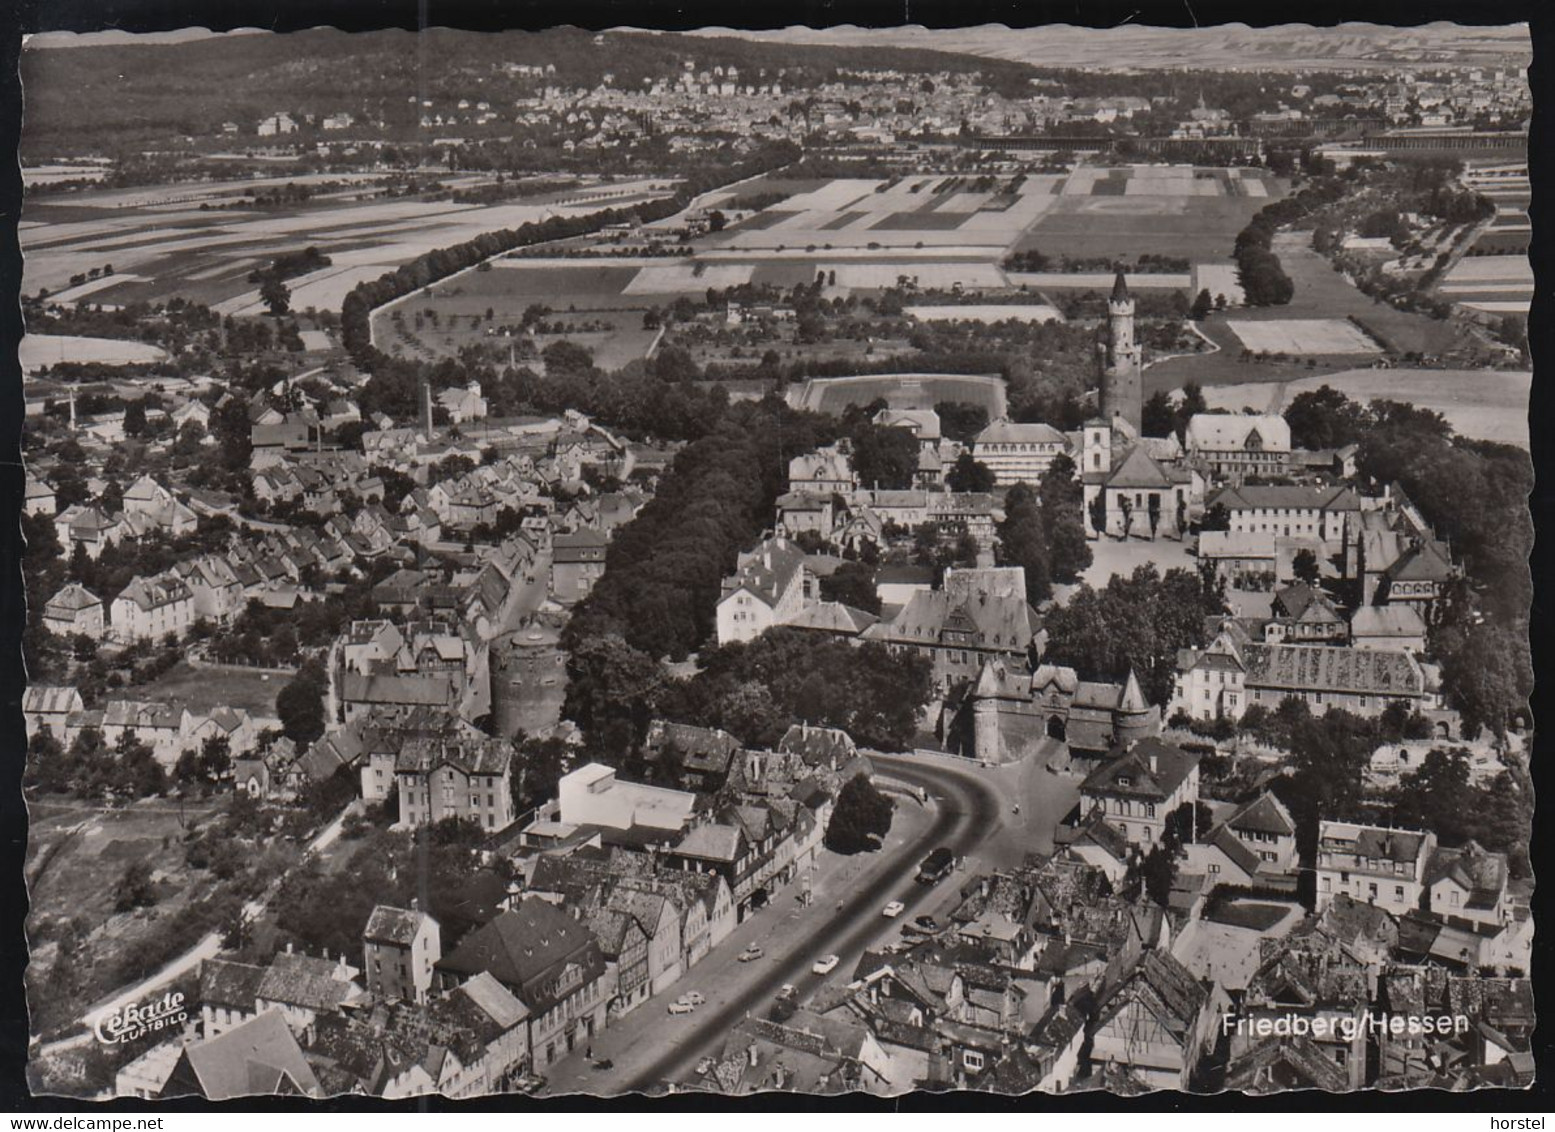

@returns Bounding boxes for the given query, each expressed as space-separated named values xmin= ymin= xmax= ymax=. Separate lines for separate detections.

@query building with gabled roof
xmin=1081 ymin=418 xmax=1201 ymax=541
xmin=42 ymin=582 xmax=105 ymax=640
xmin=364 ymin=904 xmax=442 ymax=1005
xmin=1350 ymin=603 xmax=1428 ymax=653
xmin=861 ymin=588 xmax=1039 ymax=693
xmin=159 ymin=1010 xmax=322 ymax=1100
xmin=394 ymin=735 xmax=515 ymax=831
xmin=1184 ymin=413 xmax=1292 ymax=480
xmin=433 ymin=897 xmax=610 ymax=1070
xmin=1424 ymin=840 xmax=1511 ymax=928
xmin=110 ymin=573 xmax=195 ymax=642
xmin=1078 ymin=738 xmax=1201 ymax=849
xmin=971 ymin=418 xmax=1070 ymax=486
xmin=1315 ymin=821 xmax=1436 ymax=916
xmin=1089 ymin=951 xmax=1222 ymax=1091
xmin=716 ymin=535 xmax=812 ymax=645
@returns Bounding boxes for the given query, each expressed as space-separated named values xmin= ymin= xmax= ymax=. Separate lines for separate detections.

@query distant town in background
xmin=17 ymin=20 xmax=1533 ymax=1101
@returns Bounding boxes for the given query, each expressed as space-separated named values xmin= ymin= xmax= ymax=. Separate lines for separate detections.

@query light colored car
xmin=738 ymin=945 xmax=764 ymax=962
xmin=684 ymin=991 xmax=706 ymax=1006
xmin=668 ymin=999 xmax=694 ymax=1015
xmin=777 ymin=984 xmax=797 ymax=999
xmin=882 ymin=900 xmax=905 ymax=918
xmin=812 ymin=954 xmax=841 ymax=976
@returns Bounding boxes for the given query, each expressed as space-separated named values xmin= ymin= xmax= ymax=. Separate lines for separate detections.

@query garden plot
xmin=1228 ymin=319 xmax=1382 ymax=355
xmin=907 ymin=303 xmax=1063 ymax=323
xmin=1441 ymin=256 xmax=1534 ymax=287
xmin=623 ymin=263 xmax=756 ymax=294
xmin=828 ymin=262 xmax=1007 ymax=291
xmin=1191 ymin=263 xmax=1246 ymax=306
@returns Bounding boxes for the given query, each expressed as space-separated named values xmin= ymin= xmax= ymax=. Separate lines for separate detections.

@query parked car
xmin=738 ymin=945 xmax=764 ymax=962
xmin=668 ymin=998 xmax=695 ymax=1015
xmin=882 ymin=900 xmax=905 ymax=918
xmin=812 ymin=954 xmax=840 ymax=975
xmin=684 ymin=991 xmax=706 ymax=1006
xmin=777 ymin=984 xmax=798 ymax=1000
xmin=914 ymin=914 xmax=940 ymax=931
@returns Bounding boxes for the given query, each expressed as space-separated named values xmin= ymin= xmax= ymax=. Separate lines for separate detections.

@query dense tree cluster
xmin=1233 ymin=177 xmax=1348 ymax=306
xmin=824 ymin=774 xmax=896 ymax=855
xmin=1041 ymin=563 xmax=1225 ymax=706
xmin=563 ymin=399 xmax=832 ymax=661
xmin=664 ymin=629 xmax=933 ymax=751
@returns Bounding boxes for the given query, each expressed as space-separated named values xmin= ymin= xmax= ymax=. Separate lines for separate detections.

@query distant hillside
xmin=700 ymin=22 xmax=1532 ymax=72
xmin=20 ymin=26 xmax=1039 ymax=155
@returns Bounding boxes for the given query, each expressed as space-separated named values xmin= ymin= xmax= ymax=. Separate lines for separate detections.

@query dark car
xmin=914 ymin=914 xmax=940 ymax=931
xmin=915 ymin=846 xmax=955 ymax=885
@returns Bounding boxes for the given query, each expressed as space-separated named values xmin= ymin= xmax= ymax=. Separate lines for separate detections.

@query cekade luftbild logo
xmin=93 ymin=991 xmax=188 ymax=1045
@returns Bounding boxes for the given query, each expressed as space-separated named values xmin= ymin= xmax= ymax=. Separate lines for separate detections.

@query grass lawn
xmin=133 ymin=659 xmax=286 ymax=718
xmin=1078 ymin=534 xmax=1196 ymax=591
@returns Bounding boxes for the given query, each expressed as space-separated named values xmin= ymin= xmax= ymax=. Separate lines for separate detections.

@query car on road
xmin=510 ymin=1073 xmax=546 ymax=1095
xmin=915 ymin=914 xmax=940 ymax=932
xmin=668 ymin=998 xmax=696 ymax=1015
xmin=812 ymin=954 xmax=841 ymax=975
xmin=916 ymin=846 xmax=955 ymax=885
xmin=777 ymin=984 xmax=798 ymax=1000
xmin=738 ymin=945 xmax=764 ymax=962
xmin=683 ymin=991 xmax=706 ymax=1006
xmin=882 ymin=900 xmax=905 ymax=918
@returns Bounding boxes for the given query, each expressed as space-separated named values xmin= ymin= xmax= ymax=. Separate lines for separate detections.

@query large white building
xmin=110 ymin=574 xmax=195 ymax=642
xmin=556 ymin=763 xmax=697 ymax=833
xmin=1315 ymin=821 xmax=1435 ymax=916
xmin=1183 ymin=413 xmax=1292 ymax=480
xmin=715 ymin=536 xmax=811 ymax=645
xmin=971 ymin=419 xmax=1070 ymax=486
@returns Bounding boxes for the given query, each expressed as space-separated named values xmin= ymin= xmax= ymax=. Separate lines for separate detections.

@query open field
xmin=1200 ymin=367 xmax=1530 ymax=449
xmin=1228 ymin=318 xmax=1382 ymax=355
xmin=1004 ymin=271 xmax=1189 ymax=290
xmin=21 ymin=175 xmax=680 ymax=311
xmin=787 ymin=373 xmax=1008 ymax=418
xmin=134 ymin=659 xmax=286 ymax=719
xmin=21 ymin=334 xmax=168 ymax=373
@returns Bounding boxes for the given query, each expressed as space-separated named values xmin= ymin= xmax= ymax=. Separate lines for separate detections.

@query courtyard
xmin=1075 ymin=533 xmax=1197 ymax=593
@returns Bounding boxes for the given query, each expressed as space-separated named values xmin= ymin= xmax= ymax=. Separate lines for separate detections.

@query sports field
xmin=787 ymin=373 xmax=1008 ymax=419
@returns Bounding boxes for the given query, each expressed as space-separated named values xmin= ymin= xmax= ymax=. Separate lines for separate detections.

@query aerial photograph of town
xmin=12 ymin=17 xmax=1535 ymax=1102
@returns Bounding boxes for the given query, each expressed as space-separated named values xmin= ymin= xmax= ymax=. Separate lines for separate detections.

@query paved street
xmin=539 ymin=754 xmax=1005 ymax=1096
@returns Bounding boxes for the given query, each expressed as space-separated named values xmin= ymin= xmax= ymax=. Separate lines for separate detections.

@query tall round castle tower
xmin=1098 ymin=268 xmax=1144 ymax=435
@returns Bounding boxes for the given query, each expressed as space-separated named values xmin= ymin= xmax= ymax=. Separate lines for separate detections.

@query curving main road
xmin=619 ymin=754 xmax=1004 ymax=1095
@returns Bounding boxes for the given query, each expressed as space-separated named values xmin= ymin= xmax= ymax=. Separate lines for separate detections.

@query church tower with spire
xmin=1098 ymin=268 xmax=1143 ymax=435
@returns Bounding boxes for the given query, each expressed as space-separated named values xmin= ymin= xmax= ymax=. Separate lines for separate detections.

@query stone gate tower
xmin=1098 ymin=268 xmax=1143 ymax=435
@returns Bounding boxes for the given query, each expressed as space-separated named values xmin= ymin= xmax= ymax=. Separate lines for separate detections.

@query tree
xmin=1039 ymin=454 xmax=1092 ymax=583
xmin=945 ymin=452 xmax=996 ymax=493
xmin=1439 ymin=620 xmax=1530 ymax=738
xmin=1141 ymin=392 xmax=1177 ymax=439
xmin=996 ymin=483 xmax=1052 ymax=602
xmin=848 ymin=423 xmax=919 ymax=491
xmin=122 ymin=399 xmax=147 ymax=438
xmin=113 ymin=861 xmax=158 ymax=913
xmin=1291 ymin=548 xmax=1320 ymax=587
xmin=819 ymin=560 xmax=882 ymax=614
xmin=199 ymin=735 xmax=233 ymax=784
xmin=707 ymin=209 xmax=727 ymax=232
xmin=260 ymin=275 xmax=292 ymax=316
xmin=276 ymin=659 xmax=328 ymax=748
xmin=1189 ymin=288 xmax=1214 ymax=320
xmin=1199 ymin=502 xmax=1230 ymax=532
xmin=824 ymin=774 xmax=895 ymax=854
